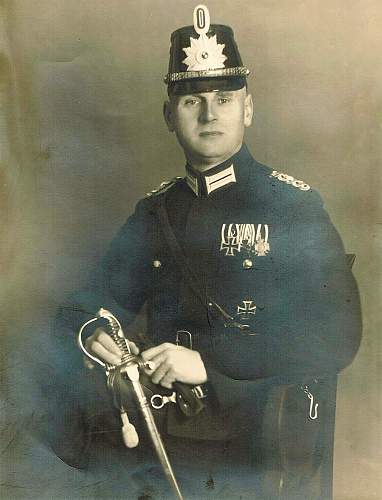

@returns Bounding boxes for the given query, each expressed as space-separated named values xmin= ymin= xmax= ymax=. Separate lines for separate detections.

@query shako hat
xmin=165 ymin=4 xmax=250 ymax=95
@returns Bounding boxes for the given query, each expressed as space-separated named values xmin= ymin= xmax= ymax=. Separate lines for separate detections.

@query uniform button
xmin=153 ymin=260 xmax=162 ymax=268
xmin=243 ymin=259 xmax=253 ymax=269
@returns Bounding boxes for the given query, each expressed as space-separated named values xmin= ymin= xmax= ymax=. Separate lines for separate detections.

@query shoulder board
xmin=269 ymin=170 xmax=311 ymax=191
xmin=145 ymin=176 xmax=183 ymax=198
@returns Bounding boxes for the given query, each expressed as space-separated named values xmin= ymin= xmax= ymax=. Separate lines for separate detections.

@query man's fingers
xmin=141 ymin=342 xmax=175 ymax=361
xmin=143 ymin=351 xmax=172 ymax=376
xmin=93 ymin=329 xmax=122 ymax=357
xmin=87 ymin=339 xmax=121 ymax=366
xmin=160 ymin=374 xmax=175 ymax=389
xmin=151 ymin=362 xmax=171 ymax=385
xmin=128 ymin=341 xmax=139 ymax=355
xmin=85 ymin=328 xmax=140 ymax=366
xmin=149 ymin=352 xmax=169 ymax=369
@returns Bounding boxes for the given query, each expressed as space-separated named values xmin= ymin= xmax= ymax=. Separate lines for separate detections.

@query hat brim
xmin=168 ymin=76 xmax=246 ymax=95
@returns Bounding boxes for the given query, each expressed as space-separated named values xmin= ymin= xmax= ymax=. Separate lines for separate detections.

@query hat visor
xmin=168 ymin=76 xmax=246 ymax=95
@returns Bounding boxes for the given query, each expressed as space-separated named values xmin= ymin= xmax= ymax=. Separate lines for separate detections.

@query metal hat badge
xmin=166 ymin=4 xmax=250 ymax=94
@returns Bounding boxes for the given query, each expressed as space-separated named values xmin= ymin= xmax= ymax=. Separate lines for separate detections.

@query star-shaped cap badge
xmin=182 ymin=5 xmax=227 ymax=71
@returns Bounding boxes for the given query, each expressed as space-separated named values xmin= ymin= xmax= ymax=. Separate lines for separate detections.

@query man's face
xmin=164 ymin=87 xmax=253 ymax=171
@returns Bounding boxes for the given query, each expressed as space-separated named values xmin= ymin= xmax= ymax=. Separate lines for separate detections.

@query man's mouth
xmin=199 ymin=131 xmax=224 ymax=137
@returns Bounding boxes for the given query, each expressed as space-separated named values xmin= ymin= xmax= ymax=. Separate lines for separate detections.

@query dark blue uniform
xmin=57 ymin=144 xmax=361 ymax=497
xmin=77 ymin=144 xmax=360 ymax=372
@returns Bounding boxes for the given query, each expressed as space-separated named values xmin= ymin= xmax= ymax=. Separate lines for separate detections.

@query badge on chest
xmin=220 ymin=223 xmax=270 ymax=257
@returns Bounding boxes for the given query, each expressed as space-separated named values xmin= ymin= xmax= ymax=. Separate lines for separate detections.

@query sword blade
xmin=131 ymin=379 xmax=184 ymax=500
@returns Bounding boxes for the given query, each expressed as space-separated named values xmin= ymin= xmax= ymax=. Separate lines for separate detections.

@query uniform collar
xmin=185 ymin=144 xmax=253 ymax=197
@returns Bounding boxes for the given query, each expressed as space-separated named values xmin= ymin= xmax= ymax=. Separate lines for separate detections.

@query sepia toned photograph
xmin=1 ymin=1 xmax=380 ymax=499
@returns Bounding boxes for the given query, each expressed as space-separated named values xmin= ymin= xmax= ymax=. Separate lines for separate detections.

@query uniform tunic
xmin=56 ymin=144 xmax=362 ymax=496
xmin=80 ymin=144 xmax=361 ymax=376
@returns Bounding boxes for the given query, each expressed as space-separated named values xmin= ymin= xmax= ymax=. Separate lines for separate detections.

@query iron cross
xmin=237 ymin=300 xmax=257 ymax=319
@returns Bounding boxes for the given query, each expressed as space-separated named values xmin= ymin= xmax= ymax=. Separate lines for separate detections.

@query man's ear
xmin=163 ymin=100 xmax=175 ymax=132
xmin=244 ymin=92 xmax=253 ymax=128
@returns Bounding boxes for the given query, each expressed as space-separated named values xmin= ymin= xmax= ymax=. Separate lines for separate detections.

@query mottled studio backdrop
xmin=1 ymin=0 xmax=381 ymax=499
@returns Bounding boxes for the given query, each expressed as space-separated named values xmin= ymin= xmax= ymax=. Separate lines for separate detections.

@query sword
xmin=78 ymin=308 xmax=184 ymax=500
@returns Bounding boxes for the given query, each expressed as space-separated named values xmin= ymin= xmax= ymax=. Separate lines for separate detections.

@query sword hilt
xmin=78 ymin=308 xmax=184 ymax=500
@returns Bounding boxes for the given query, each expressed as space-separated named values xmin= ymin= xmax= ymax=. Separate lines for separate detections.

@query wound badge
xmin=183 ymin=5 xmax=227 ymax=71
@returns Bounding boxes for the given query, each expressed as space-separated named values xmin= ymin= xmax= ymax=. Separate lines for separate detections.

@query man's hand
xmin=84 ymin=327 xmax=139 ymax=365
xmin=141 ymin=343 xmax=207 ymax=389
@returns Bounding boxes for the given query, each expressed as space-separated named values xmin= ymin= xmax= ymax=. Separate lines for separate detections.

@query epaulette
xmin=269 ymin=170 xmax=311 ymax=191
xmin=145 ymin=176 xmax=183 ymax=197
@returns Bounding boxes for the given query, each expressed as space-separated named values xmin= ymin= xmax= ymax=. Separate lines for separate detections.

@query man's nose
xmin=199 ymin=100 xmax=217 ymax=123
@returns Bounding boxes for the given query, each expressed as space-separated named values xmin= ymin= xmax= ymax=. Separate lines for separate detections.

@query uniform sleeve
xmin=56 ymin=198 xmax=152 ymax=336
xmin=206 ymin=190 xmax=362 ymax=382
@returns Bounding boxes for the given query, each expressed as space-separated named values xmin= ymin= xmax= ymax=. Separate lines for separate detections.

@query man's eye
xmin=184 ymin=99 xmax=199 ymax=106
xmin=218 ymin=97 xmax=230 ymax=104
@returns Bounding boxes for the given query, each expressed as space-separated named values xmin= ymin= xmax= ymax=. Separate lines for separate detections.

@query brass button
xmin=242 ymin=259 xmax=253 ymax=269
xmin=153 ymin=260 xmax=162 ymax=268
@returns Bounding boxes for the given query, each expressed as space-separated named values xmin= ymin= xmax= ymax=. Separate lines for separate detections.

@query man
xmin=56 ymin=5 xmax=361 ymax=499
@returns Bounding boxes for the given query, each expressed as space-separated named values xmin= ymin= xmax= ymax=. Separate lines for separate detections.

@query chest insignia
xmin=237 ymin=300 xmax=257 ymax=319
xmin=220 ymin=223 xmax=270 ymax=257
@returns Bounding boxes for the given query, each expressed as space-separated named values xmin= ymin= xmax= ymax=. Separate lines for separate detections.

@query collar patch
xmin=205 ymin=164 xmax=236 ymax=194
xmin=186 ymin=173 xmax=199 ymax=196
xmin=186 ymin=163 xmax=236 ymax=197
